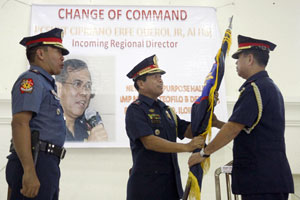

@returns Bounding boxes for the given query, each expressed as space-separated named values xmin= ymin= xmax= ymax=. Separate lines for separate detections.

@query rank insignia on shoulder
xmin=133 ymin=99 xmax=141 ymax=105
xmin=20 ymin=78 xmax=34 ymax=93
xmin=30 ymin=69 xmax=40 ymax=74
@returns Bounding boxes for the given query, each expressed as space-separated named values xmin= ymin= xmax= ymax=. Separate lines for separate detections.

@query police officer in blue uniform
xmin=188 ymin=35 xmax=294 ymax=200
xmin=6 ymin=28 xmax=69 ymax=200
xmin=125 ymin=55 xmax=205 ymax=200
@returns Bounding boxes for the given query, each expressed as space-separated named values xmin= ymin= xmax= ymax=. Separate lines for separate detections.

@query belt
xmin=38 ymin=141 xmax=66 ymax=159
xmin=9 ymin=141 xmax=66 ymax=160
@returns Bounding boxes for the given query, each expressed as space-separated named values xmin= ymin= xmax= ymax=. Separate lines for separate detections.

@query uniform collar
xmin=239 ymin=70 xmax=269 ymax=91
xmin=139 ymin=94 xmax=166 ymax=108
xmin=30 ymin=65 xmax=55 ymax=85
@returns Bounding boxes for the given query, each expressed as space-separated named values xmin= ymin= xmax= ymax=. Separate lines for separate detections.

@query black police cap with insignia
xmin=232 ymin=35 xmax=276 ymax=59
xmin=20 ymin=28 xmax=69 ymax=56
xmin=127 ymin=54 xmax=166 ymax=80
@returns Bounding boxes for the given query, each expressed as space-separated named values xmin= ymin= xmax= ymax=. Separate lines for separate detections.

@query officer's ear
xmin=35 ymin=46 xmax=47 ymax=61
xmin=246 ymin=53 xmax=255 ymax=66
xmin=136 ymin=79 xmax=145 ymax=90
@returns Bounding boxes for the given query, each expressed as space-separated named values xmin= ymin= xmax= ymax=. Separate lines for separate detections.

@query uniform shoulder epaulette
xmin=29 ymin=69 xmax=40 ymax=74
xmin=132 ymin=99 xmax=141 ymax=105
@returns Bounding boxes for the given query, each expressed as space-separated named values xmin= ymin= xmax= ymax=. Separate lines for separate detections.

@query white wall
xmin=1 ymin=0 xmax=300 ymax=199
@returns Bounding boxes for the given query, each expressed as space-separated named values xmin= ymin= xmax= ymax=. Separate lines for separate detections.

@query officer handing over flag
xmin=183 ymin=16 xmax=233 ymax=200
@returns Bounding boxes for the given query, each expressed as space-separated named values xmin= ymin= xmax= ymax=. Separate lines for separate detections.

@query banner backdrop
xmin=31 ymin=5 xmax=227 ymax=147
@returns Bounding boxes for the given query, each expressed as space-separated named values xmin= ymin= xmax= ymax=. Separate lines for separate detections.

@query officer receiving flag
xmin=183 ymin=16 xmax=233 ymax=200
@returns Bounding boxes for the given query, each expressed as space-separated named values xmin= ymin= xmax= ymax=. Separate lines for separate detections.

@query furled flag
xmin=183 ymin=16 xmax=233 ymax=200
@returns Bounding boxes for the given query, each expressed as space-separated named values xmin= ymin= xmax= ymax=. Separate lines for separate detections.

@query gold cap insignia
xmin=153 ymin=55 xmax=158 ymax=66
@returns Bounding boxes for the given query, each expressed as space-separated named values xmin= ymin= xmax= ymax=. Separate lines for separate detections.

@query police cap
xmin=232 ymin=35 xmax=276 ymax=59
xmin=20 ymin=28 xmax=69 ymax=55
xmin=127 ymin=54 xmax=165 ymax=80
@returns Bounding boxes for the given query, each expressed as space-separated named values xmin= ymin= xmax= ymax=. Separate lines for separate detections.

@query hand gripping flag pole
xmin=183 ymin=16 xmax=233 ymax=200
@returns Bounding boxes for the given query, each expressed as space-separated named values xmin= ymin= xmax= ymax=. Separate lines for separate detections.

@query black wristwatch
xmin=199 ymin=148 xmax=210 ymax=158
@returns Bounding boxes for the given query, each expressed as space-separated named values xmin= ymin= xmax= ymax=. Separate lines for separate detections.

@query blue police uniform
xmin=229 ymin=71 xmax=294 ymax=196
xmin=126 ymin=94 xmax=190 ymax=200
xmin=66 ymin=114 xmax=90 ymax=141
xmin=6 ymin=65 xmax=66 ymax=200
xmin=228 ymin=35 xmax=294 ymax=199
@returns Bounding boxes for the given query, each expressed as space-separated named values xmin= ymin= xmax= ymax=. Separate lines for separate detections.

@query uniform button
xmin=155 ymin=129 xmax=160 ymax=135
xmin=56 ymin=108 xmax=61 ymax=115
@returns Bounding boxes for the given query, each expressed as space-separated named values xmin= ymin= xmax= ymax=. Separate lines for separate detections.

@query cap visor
xmin=52 ymin=44 xmax=69 ymax=55
xmin=232 ymin=50 xmax=242 ymax=59
xmin=147 ymin=69 xmax=166 ymax=75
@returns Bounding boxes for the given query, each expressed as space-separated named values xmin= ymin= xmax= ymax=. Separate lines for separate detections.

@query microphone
xmin=84 ymin=107 xmax=103 ymax=130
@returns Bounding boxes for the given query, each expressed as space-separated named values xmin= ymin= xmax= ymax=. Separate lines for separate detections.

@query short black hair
xmin=55 ymin=59 xmax=88 ymax=83
xmin=242 ymin=49 xmax=270 ymax=67
xmin=26 ymin=46 xmax=48 ymax=63
xmin=134 ymin=75 xmax=147 ymax=91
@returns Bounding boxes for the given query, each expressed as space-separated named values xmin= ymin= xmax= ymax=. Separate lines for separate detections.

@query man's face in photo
xmin=59 ymin=68 xmax=92 ymax=119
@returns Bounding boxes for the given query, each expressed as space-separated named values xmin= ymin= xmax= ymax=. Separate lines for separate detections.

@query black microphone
xmin=84 ymin=107 xmax=103 ymax=129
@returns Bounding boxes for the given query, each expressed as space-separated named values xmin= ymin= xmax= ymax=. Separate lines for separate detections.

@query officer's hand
xmin=88 ymin=124 xmax=108 ymax=141
xmin=187 ymin=135 xmax=205 ymax=152
xmin=21 ymin=168 xmax=40 ymax=198
xmin=188 ymin=152 xmax=206 ymax=167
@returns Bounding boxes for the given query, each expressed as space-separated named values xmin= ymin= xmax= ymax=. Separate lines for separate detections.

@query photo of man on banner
xmin=55 ymin=58 xmax=108 ymax=142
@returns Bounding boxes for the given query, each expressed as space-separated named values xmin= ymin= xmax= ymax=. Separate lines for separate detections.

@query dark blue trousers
xmin=242 ymin=193 xmax=289 ymax=200
xmin=127 ymin=171 xmax=180 ymax=200
xmin=6 ymin=151 xmax=61 ymax=200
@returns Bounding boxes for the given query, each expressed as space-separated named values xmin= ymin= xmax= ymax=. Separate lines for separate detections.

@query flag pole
xmin=182 ymin=16 xmax=233 ymax=200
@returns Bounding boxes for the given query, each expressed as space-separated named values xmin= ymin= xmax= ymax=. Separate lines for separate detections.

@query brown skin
xmin=56 ymin=68 xmax=108 ymax=141
xmin=11 ymin=46 xmax=64 ymax=198
xmin=188 ymin=52 xmax=266 ymax=167
xmin=137 ymin=73 xmax=205 ymax=153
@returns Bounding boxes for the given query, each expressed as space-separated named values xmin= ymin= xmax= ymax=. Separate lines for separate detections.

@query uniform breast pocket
xmin=49 ymin=96 xmax=63 ymax=117
xmin=151 ymin=123 xmax=163 ymax=136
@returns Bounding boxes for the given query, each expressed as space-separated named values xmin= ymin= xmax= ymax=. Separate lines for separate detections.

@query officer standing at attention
xmin=6 ymin=28 xmax=69 ymax=199
xmin=188 ymin=35 xmax=294 ymax=200
xmin=125 ymin=55 xmax=205 ymax=200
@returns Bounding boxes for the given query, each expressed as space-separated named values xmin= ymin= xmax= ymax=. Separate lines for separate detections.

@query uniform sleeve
xmin=229 ymin=86 xmax=258 ymax=128
xmin=176 ymin=115 xmax=190 ymax=140
xmin=125 ymin=105 xmax=154 ymax=141
xmin=12 ymin=73 xmax=44 ymax=115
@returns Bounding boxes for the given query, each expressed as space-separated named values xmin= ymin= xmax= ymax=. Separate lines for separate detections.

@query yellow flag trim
xmin=187 ymin=28 xmax=232 ymax=200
